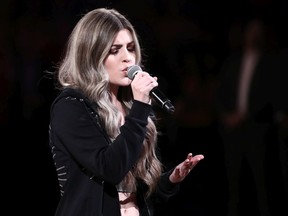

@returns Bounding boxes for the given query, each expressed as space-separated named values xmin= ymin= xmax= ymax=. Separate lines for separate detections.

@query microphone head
xmin=127 ymin=65 xmax=142 ymax=80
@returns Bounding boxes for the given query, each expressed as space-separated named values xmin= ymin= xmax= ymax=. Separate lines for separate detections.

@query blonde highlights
xmin=56 ymin=8 xmax=162 ymax=196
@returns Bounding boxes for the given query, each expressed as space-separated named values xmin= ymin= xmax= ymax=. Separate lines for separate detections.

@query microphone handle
xmin=150 ymin=87 xmax=175 ymax=114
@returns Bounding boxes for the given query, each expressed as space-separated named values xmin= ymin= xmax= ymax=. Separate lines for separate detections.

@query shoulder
xmin=50 ymin=88 xmax=103 ymax=138
xmin=51 ymin=88 xmax=95 ymax=111
xmin=50 ymin=88 xmax=97 ymax=125
xmin=52 ymin=88 xmax=86 ymax=104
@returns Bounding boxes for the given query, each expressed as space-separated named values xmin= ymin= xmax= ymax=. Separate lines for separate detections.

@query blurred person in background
xmin=216 ymin=18 xmax=278 ymax=216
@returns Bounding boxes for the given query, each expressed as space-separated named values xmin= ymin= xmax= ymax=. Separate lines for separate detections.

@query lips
xmin=122 ymin=66 xmax=130 ymax=76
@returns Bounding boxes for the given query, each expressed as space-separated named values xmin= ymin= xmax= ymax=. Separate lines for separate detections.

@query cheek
xmin=104 ymin=57 xmax=113 ymax=70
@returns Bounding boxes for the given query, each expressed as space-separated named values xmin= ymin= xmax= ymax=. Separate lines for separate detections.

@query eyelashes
xmin=109 ymin=43 xmax=136 ymax=55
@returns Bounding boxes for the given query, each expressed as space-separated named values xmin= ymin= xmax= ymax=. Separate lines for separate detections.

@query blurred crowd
xmin=1 ymin=0 xmax=287 ymax=215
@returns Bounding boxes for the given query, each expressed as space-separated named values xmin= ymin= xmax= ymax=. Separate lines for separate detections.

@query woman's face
xmin=104 ymin=29 xmax=136 ymax=87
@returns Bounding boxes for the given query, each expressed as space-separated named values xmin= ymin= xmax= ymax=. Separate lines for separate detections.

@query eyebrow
xmin=112 ymin=41 xmax=134 ymax=47
xmin=111 ymin=44 xmax=122 ymax=48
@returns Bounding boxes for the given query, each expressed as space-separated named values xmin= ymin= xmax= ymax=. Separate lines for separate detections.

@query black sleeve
xmin=50 ymin=97 xmax=152 ymax=185
xmin=154 ymin=169 xmax=180 ymax=203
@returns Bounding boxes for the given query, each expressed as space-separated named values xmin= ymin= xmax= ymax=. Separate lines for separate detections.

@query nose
xmin=122 ymin=49 xmax=132 ymax=63
xmin=123 ymin=58 xmax=130 ymax=63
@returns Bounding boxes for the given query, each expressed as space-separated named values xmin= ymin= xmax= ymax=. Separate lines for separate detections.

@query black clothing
xmin=216 ymin=51 xmax=276 ymax=216
xmin=49 ymin=88 xmax=179 ymax=216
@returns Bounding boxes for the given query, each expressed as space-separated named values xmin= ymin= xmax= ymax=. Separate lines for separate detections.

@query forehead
xmin=113 ymin=29 xmax=133 ymax=44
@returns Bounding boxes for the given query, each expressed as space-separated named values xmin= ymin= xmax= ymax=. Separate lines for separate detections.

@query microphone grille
xmin=127 ymin=65 xmax=142 ymax=80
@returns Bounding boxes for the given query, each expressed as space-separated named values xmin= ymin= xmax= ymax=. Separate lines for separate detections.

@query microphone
xmin=127 ymin=65 xmax=175 ymax=114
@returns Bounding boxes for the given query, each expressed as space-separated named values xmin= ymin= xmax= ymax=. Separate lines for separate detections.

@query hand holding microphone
xmin=128 ymin=65 xmax=175 ymax=114
xmin=129 ymin=68 xmax=158 ymax=104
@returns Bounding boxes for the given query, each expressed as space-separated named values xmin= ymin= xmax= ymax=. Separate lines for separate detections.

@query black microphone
xmin=127 ymin=65 xmax=175 ymax=114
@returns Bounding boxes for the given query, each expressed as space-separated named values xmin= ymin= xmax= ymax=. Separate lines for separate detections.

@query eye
xmin=127 ymin=47 xmax=135 ymax=52
xmin=109 ymin=47 xmax=119 ymax=55
xmin=127 ymin=43 xmax=135 ymax=52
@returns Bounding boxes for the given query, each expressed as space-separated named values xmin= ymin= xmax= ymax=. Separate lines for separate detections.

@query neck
xmin=109 ymin=84 xmax=119 ymax=104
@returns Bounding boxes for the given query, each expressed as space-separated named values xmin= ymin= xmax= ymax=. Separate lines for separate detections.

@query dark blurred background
xmin=1 ymin=0 xmax=287 ymax=215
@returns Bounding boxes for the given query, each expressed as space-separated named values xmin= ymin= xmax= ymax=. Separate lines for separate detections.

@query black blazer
xmin=49 ymin=88 xmax=179 ymax=216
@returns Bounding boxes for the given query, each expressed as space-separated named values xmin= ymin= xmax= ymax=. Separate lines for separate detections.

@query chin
xmin=122 ymin=78 xmax=132 ymax=86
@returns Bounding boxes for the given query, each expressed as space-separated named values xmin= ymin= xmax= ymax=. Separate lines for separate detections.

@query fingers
xmin=184 ymin=153 xmax=204 ymax=169
xmin=134 ymin=71 xmax=158 ymax=87
xmin=170 ymin=153 xmax=204 ymax=183
xmin=193 ymin=154 xmax=205 ymax=161
xmin=131 ymin=71 xmax=158 ymax=103
xmin=187 ymin=153 xmax=193 ymax=158
xmin=186 ymin=153 xmax=204 ymax=161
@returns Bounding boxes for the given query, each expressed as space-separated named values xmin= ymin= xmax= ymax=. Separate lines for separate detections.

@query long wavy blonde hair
xmin=56 ymin=8 xmax=163 ymax=197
